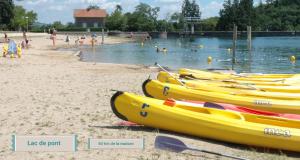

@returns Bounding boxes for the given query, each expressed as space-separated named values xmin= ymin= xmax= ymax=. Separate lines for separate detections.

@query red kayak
xmin=163 ymin=99 xmax=300 ymax=120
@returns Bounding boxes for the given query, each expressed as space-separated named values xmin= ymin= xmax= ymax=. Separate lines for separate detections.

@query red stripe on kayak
xmin=184 ymin=100 xmax=300 ymax=120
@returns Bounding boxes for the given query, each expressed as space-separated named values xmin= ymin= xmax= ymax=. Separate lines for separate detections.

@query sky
xmin=14 ymin=0 xmax=264 ymax=24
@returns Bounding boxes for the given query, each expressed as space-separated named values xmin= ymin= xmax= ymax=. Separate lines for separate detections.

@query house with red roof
xmin=74 ymin=9 xmax=107 ymax=28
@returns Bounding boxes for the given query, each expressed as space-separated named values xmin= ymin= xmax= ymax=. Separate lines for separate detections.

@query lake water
xmin=80 ymin=36 xmax=300 ymax=74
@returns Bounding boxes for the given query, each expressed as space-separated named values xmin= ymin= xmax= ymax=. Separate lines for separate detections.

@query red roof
xmin=74 ymin=9 xmax=107 ymax=18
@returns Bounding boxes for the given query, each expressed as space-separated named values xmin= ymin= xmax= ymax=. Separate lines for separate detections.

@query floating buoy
xmin=199 ymin=45 xmax=204 ymax=48
xmin=290 ymin=55 xmax=296 ymax=63
xmin=227 ymin=48 xmax=232 ymax=52
xmin=141 ymin=42 xmax=144 ymax=46
xmin=207 ymin=56 xmax=213 ymax=63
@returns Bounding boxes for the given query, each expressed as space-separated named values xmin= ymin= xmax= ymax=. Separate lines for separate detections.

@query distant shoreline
xmin=148 ymin=31 xmax=300 ymax=38
xmin=1 ymin=31 xmax=299 ymax=39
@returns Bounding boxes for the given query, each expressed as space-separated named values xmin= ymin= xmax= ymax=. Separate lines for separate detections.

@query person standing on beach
xmin=23 ymin=31 xmax=29 ymax=49
xmin=75 ymin=36 xmax=80 ymax=47
xmin=51 ymin=28 xmax=57 ymax=47
xmin=91 ymin=33 xmax=97 ymax=47
xmin=130 ymin=32 xmax=134 ymax=38
xmin=4 ymin=33 xmax=8 ymax=43
xmin=65 ymin=34 xmax=70 ymax=46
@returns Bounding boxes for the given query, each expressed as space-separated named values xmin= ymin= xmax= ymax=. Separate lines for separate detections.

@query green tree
xmin=106 ymin=5 xmax=126 ymax=31
xmin=182 ymin=0 xmax=192 ymax=17
xmin=52 ymin=21 xmax=65 ymax=29
xmin=66 ymin=22 xmax=75 ymax=28
xmin=182 ymin=0 xmax=201 ymax=18
xmin=169 ymin=12 xmax=184 ymax=31
xmin=254 ymin=0 xmax=300 ymax=31
xmin=24 ymin=10 xmax=37 ymax=30
xmin=217 ymin=0 xmax=300 ymax=31
xmin=181 ymin=0 xmax=201 ymax=31
xmin=201 ymin=17 xmax=219 ymax=31
xmin=238 ymin=0 xmax=255 ymax=30
xmin=10 ymin=5 xmax=26 ymax=30
xmin=170 ymin=12 xmax=182 ymax=23
xmin=87 ymin=5 xmax=99 ymax=10
xmin=116 ymin=4 xmax=122 ymax=12
xmin=10 ymin=5 xmax=37 ymax=31
xmin=156 ymin=20 xmax=175 ymax=32
xmin=190 ymin=0 xmax=201 ymax=17
xmin=217 ymin=0 xmax=255 ymax=31
xmin=126 ymin=3 xmax=160 ymax=31
xmin=0 ymin=0 xmax=14 ymax=29
xmin=216 ymin=0 xmax=233 ymax=30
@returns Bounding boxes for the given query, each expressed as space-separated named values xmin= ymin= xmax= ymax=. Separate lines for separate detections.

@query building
xmin=74 ymin=9 xmax=107 ymax=28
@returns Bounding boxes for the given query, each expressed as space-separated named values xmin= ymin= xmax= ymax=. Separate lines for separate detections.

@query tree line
xmin=106 ymin=0 xmax=201 ymax=32
xmin=1 ymin=0 xmax=300 ymax=32
xmin=217 ymin=0 xmax=300 ymax=31
xmin=0 ymin=0 xmax=37 ymax=31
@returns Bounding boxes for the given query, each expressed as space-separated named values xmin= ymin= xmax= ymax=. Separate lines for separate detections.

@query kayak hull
xmin=111 ymin=91 xmax=300 ymax=152
xmin=179 ymin=69 xmax=300 ymax=86
xmin=180 ymin=68 xmax=295 ymax=79
xmin=169 ymin=99 xmax=300 ymax=120
xmin=157 ymin=72 xmax=300 ymax=99
xmin=142 ymin=79 xmax=300 ymax=114
xmin=158 ymin=71 xmax=300 ymax=93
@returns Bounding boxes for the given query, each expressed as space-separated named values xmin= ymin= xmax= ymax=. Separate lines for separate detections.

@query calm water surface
xmin=80 ymin=37 xmax=300 ymax=74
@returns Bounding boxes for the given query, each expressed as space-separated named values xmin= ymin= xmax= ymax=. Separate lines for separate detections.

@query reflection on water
xmin=80 ymin=37 xmax=300 ymax=74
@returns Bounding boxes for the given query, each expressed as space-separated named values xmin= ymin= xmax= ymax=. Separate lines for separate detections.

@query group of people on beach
xmin=3 ymin=32 xmax=29 ymax=49
xmin=73 ymin=34 xmax=98 ymax=47
xmin=1 ymin=32 xmax=29 ymax=58
xmin=49 ymin=28 xmax=99 ymax=48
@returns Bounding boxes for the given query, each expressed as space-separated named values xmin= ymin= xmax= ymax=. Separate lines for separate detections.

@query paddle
xmin=179 ymin=74 xmax=266 ymax=92
xmin=155 ymin=136 xmax=248 ymax=160
xmin=220 ymin=84 xmax=265 ymax=91
xmin=155 ymin=63 xmax=217 ymax=91
xmin=88 ymin=121 xmax=143 ymax=128
xmin=154 ymin=64 xmax=267 ymax=92
xmin=115 ymin=121 xmax=141 ymax=126
xmin=155 ymin=63 xmax=230 ymax=90
xmin=154 ymin=62 xmax=186 ymax=86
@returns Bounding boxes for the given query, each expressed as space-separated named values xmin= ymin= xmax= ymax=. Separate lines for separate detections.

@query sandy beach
xmin=0 ymin=33 xmax=297 ymax=160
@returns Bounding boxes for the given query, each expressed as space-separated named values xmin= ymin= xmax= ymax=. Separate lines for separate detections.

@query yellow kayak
xmin=180 ymin=68 xmax=296 ymax=79
xmin=158 ymin=72 xmax=300 ymax=99
xmin=158 ymin=71 xmax=300 ymax=93
xmin=111 ymin=91 xmax=300 ymax=152
xmin=142 ymin=79 xmax=300 ymax=114
xmin=179 ymin=69 xmax=300 ymax=86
